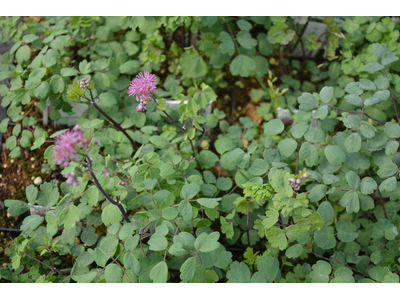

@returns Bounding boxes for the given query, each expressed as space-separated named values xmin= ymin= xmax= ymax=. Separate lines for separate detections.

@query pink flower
xmin=53 ymin=131 xmax=78 ymax=167
xmin=127 ymin=71 xmax=156 ymax=102
xmin=66 ymin=172 xmax=80 ymax=186
xmin=52 ymin=125 xmax=89 ymax=167
xmin=136 ymin=103 xmax=146 ymax=112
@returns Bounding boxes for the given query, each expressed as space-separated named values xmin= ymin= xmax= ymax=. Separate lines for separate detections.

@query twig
xmin=83 ymin=93 xmax=138 ymax=152
xmin=383 ymin=70 xmax=400 ymax=126
xmin=78 ymin=152 xmax=131 ymax=223
xmin=327 ymin=105 xmax=385 ymax=124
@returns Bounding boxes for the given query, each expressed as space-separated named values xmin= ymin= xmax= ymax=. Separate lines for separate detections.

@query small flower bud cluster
xmin=66 ymin=171 xmax=80 ymax=186
xmin=80 ymin=78 xmax=90 ymax=90
xmin=288 ymin=172 xmax=309 ymax=192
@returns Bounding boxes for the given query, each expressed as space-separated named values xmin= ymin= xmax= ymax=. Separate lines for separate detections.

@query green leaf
xmin=317 ymin=201 xmax=334 ymax=225
xmin=5 ymin=200 xmax=30 ymax=217
xmin=365 ymin=62 xmax=384 ymax=72
xmin=50 ymin=75 xmax=65 ymax=94
xmin=384 ymin=122 xmax=400 ymax=138
xmin=249 ymin=159 xmax=269 ymax=176
xmin=309 ymin=260 xmax=332 ymax=283
xmin=285 ymin=244 xmax=303 ymax=258
xmin=380 ymin=177 xmax=397 ymax=192
xmin=105 ymin=263 xmax=122 ymax=283
xmin=123 ymin=251 xmax=141 ymax=275
xmin=345 ymin=171 xmax=360 ymax=190
xmin=216 ymin=177 xmax=233 ymax=191
xmin=324 ymin=145 xmax=346 ymax=167
xmin=226 ymin=261 xmax=251 ymax=283
xmin=277 ymin=139 xmax=297 ymax=158
xmin=337 ymin=219 xmax=358 ymax=242
xmin=360 ymin=177 xmax=377 ymax=195
xmin=194 ymin=232 xmax=220 ymax=252
xmin=339 ymin=191 xmax=360 ymax=214
xmin=37 ymin=182 xmax=59 ymax=207
xmin=150 ymin=261 xmax=168 ymax=283
xmin=229 ymin=55 xmax=256 ymax=77
xmin=377 ymin=163 xmax=398 ymax=178
xmin=16 ymin=46 xmax=30 ymax=64
xmin=297 ymin=92 xmax=319 ymax=111
xmin=101 ymin=204 xmax=123 ymax=226
xmin=308 ymin=184 xmax=327 ymax=202
xmin=314 ymin=227 xmax=336 ymax=249
xmin=26 ymin=184 xmax=38 ymax=205
xmin=180 ymin=48 xmax=208 ymax=78
xmin=236 ymin=31 xmax=257 ymax=49
xmin=265 ymin=227 xmax=287 ymax=250
xmin=267 ymin=22 xmax=295 ymax=45
xmin=344 ymin=133 xmax=361 ymax=153
xmin=60 ymin=68 xmax=78 ymax=77
xmin=264 ymin=119 xmax=284 ymax=135
xmin=197 ymin=198 xmax=221 ymax=209
xmin=219 ymin=31 xmax=235 ymax=56
xmin=59 ymin=204 xmax=80 ymax=229
xmin=262 ymin=208 xmax=279 ymax=229
xmin=180 ymin=257 xmax=197 ymax=281
xmin=181 ymin=182 xmax=200 ymax=200
xmin=319 ymin=86 xmax=334 ymax=103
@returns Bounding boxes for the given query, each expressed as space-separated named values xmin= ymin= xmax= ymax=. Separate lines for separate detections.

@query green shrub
xmin=1 ymin=17 xmax=400 ymax=283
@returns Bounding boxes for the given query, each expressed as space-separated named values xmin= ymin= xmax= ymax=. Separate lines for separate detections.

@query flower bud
xmin=296 ymin=179 xmax=302 ymax=184
xmin=80 ymin=78 xmax=90 ymax=90
xmin=302 ymin=173 xmax=309 ymax=179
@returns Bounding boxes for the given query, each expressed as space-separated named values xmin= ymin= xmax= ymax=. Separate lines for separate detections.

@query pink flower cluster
xmin=127 ymin=71 xmax=156 ymax=112
xmin=288 ymin=173 xmax=308 ymax=191
xmin=66 ymin=171 xmax=80 ymax=187
xmin=52 ymin=125 xmax=89 ymax=167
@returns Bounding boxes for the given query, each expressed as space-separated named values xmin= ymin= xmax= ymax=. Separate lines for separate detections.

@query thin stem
xmin=327 ymin=104 xmax=385 ymax=125
xmin=366 ymin=169 xmax=388 ymax=219
xmin=153 ymin=98 xmax=196 ymax=159
xmin=246 ymin=201 xmax=250 ymax=247
xmin=376 ymin=186 xmax=388 ymax=219
xmin=84 ymin=93 xmax=138 ymax=152
xmin=78 ymin=152 xmax=131 ymax=223
xmin=23 ymin=253 xmax=70 ymax=274
xmin=383 ymin=70 xmax=400 ymax=126
xmin=225 ymin=18 xmax=240 ymax=55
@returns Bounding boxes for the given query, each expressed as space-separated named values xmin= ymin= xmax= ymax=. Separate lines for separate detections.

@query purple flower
xmin=128 ymin=71 xmax=156 ymax=103
xmin=80 ymin=78 xmax=89 ymax=90
xmin=103 ymin=170 xmax=110 ymax=177
xmin=302 ymin=173 xmax=309 ymax=179
xmin=66 ymin=172 xmax=80 ymax=186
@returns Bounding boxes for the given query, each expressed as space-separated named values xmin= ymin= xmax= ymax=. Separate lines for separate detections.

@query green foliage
xmin=2 ymin=16 xmax=400 ymax=284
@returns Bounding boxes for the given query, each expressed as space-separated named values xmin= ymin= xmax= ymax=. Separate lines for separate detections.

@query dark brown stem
xmin=78 ymin=152 xmax=131 ymax=223
xmin=153 ymin=98 xmax=196 ymax=159
xmin=246 ymin=201 xmax=250 ymax=247
xmin=327 ymin=104 xmax=385 ymax=125
xmin=367 ymin=169 xmax=388 ymax=219
xmin=84 ymin=93 xmax=138 ymax=152
xmin=225 ymin=18 xmax=240 ymax=55
xmin=23 ymin=253 xmax=70 ymax=274
xmin=383 ymin=70 xmax=400 ymax=126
